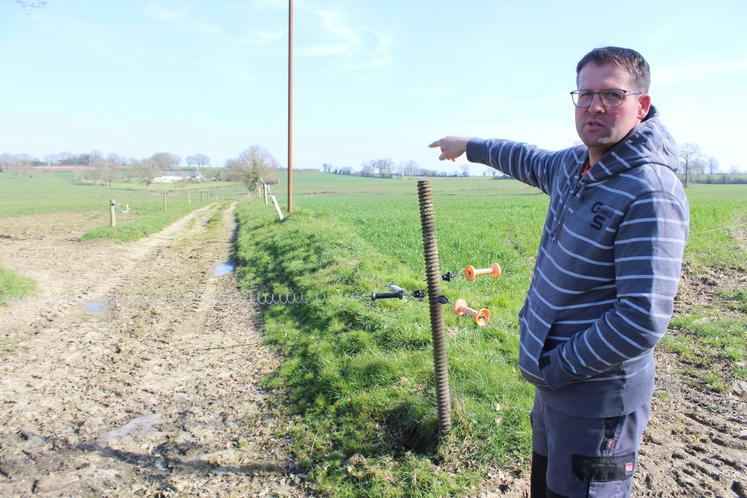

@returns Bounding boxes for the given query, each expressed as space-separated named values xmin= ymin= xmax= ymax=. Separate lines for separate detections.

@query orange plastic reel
xmin=464 ymin=263 xmax=501 ymax=281
xmin=452 ymin=298 xmax=490 ymax=327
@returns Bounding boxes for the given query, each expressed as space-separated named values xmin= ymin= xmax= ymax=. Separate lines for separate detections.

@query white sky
xmin=1 ymin=0 xmax=745 ymax=172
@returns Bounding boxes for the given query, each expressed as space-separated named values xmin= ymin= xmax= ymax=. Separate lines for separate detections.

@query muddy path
xmin=0 ymin=205 xmax=310 ymax=496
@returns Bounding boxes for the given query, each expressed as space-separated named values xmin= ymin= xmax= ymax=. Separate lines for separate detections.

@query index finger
xmin=428 ymin=140 xmax=442 ymax=148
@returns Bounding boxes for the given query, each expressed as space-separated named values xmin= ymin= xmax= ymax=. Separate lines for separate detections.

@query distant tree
xmin=185 ymin=154 xmax=210 ymax=168
xmin=340 ymin=166 xmax=352 ymax=175
xmin=322 ymin=162 xmax=333 ymax=173
xmin=706 ymin=156 xmax=719 ymax=176
xmin=141 ymin=160 xmax=161 ymax=189
xmin=89 ymin=149 xmax=104 ymax=167
xmin=107 ymin=153 xmax=128 ymax=165
xmin=0 ymin=153 xmax=16 ymax=172
xmin=151 ymin=152 xmax=180 ymax=169
xmin=391 ymin=162 xmax=403 ymax=179
xmin=97 ymin=162 xmax=121 ymax=187
xmin=193 ymin=153 xmax=210 ymax=167
xmin=374 ymin=158 xmax=393 ymax=177
xmin=460 ymin=164 xmax=470 ymax=177
xmin=4 ymin=154 xmax=37 ymax=177
xmin=729 ymin=165 xmax=739 ymax=174
xmin=121 ymin=162 xmax=137 ymax=183
xmin=42 ymin=154 xmax=57 ymax=167
xmin=400 ymin=160 xmax=418 ymax=177
xmin=678 ymin=143 xmax=702 ymax=188
xmin=56 ymin=151 xmax=75 ymax=165
xmin=360 ymin=161 xmax=375 ymax=177
xmin=225 ymin=146 xmax=278 ymax=193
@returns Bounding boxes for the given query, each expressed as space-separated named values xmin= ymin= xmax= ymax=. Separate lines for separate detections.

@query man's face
xmin=575 ymin=62 xmax=651 ymax=156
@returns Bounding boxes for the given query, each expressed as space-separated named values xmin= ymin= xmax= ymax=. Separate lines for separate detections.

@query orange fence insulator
xmin=464 ymin=263 xmax=501 ymax=281
xmin=452 ymin=298 xmax=490 ymax=327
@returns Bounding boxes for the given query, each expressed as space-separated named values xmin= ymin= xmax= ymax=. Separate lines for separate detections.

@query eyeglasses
xmin=570 ymin=89 xmax=641 ymax=108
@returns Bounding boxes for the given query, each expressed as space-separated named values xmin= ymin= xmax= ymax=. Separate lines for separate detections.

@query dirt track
xmin=1 ymin=207 xmax=745 ymax=497
xmin=0 ymin=205 xmax=309 ymax=496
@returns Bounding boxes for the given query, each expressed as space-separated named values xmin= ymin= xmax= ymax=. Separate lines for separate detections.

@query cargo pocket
xmin=601 ymin=415 xmax=624 ymax=453
xmin=572 ymin=452 xmax=636 ymax=498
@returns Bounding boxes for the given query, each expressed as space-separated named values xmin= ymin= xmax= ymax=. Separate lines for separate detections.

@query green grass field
xmin=0 ymin=171 xmax=247 ymax=303
xmin=2 ymin=170 xmax=745 ymax=494
xmin=235 ymin=172 xmax=747 ymax=496
xmin=0 ymin=172 xmax=248 ymax=242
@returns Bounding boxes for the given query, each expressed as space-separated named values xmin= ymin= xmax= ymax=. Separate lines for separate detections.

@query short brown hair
xmin=576 ymin=46 xmax=650 ymax=93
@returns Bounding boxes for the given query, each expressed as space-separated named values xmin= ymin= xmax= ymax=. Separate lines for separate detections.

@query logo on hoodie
xmin=590 ymin=201 xmax=613 ymax=230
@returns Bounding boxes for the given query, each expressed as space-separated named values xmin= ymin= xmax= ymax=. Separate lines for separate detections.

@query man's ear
xmin=638 ymin=94 xmax=652 ymax=120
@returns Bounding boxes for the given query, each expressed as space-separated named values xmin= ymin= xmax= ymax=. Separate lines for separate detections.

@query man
xmin=430 ymin=47 xmax=689 ymax=498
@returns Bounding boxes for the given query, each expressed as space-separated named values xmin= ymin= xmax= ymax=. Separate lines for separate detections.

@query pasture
xmin=0 ymin=172 xmax=244 ymax=302
xmin=1 ymin=170 xmax=745 ymax=496
xmin=235 ymin=171 xmax=747 ymax=496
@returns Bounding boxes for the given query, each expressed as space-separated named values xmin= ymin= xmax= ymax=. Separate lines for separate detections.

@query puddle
xmin=213 ymin=261 xmax=235 ymax=277
xmin=97 ymin=413 xmax=160 ymax=444
xmin=84 ymin=301 xmax=107 ymax=315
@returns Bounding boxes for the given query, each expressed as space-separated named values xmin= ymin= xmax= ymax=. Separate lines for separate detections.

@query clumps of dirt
xmin=634 ymin=261 xmax=747 ymax=498
xmin=633 ymin=348 xmax=747 ymax=498
xmin=0 ymin=204 xmax=310 ymax=496
xmin=674 ymin=263 xmax=747 ymax=315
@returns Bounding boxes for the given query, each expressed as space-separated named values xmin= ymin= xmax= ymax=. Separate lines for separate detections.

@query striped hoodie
xmin=466 ymin=106 xmax=689 ymax=418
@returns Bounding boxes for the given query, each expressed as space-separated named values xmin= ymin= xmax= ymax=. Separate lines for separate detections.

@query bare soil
xmin=1 ymin=208 xmax=744 ymax=497
xmin=0 ymin=205 xmax=310 ymax=496
xmin=633 ymin=265 xmax=747 ymax=498
xmin=474 ymin=266 xmax=747 ymax=498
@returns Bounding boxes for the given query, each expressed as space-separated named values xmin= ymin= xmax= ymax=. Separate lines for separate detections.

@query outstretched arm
xmin=429 ymin=136 xmax=470 ymax=161
xmin=430 ymin=136 xmax=564 ymax=196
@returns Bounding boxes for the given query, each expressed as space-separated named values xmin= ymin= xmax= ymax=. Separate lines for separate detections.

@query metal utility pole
xmin=287 ymin=0 xmax=294 ymax=214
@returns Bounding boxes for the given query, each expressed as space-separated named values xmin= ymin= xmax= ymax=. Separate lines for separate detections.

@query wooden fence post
xmin=270 ymin=194 xmax=284 ymax=221
xmin=110 ymin=199 xmax=116 ymax=227
xmin=162 ymin=192 xmax=167 ymax=212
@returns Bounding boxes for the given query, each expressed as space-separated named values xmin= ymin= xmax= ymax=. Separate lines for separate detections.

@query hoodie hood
xmin=582 ymin=106 xmax=679 ymax=184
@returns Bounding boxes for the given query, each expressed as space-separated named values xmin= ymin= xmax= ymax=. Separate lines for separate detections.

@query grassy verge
xmin=0 ymin=265 xmax=36 ymax=306
xmin=80 ymin=199 xmax=219 ymax=242
xmin=234 ymin=202 xmax=532 ymax=497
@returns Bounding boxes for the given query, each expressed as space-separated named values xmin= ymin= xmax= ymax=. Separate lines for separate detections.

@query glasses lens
xmin=574 ymin=91 xmax=593 ymax=107
xmin=600 ymin=90 xmax=625 ymax=107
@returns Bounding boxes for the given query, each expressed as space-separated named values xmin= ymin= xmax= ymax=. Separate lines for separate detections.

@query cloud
xmin=297 ymin=9 xmax=359 ymax=57
xmin=144 ymin=4 xmax=187 ymax=22
xmin=297 ymin=7 xmax=392 ymax=69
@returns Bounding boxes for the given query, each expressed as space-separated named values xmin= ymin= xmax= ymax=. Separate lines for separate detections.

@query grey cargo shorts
xmin=530 ymin=391 xmax=651 ymax=498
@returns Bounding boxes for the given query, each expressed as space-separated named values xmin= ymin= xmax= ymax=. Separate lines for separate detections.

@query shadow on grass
xmin=234 ymin=209 xmax=441 ymax=459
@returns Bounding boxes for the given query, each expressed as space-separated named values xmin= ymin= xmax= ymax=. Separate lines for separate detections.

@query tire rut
xmin=0 ymin=204 xmax=309 ymax=496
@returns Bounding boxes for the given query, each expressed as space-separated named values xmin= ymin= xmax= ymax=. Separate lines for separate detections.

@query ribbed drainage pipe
xmin=417 ymin=180 xmax=452 ymax=434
